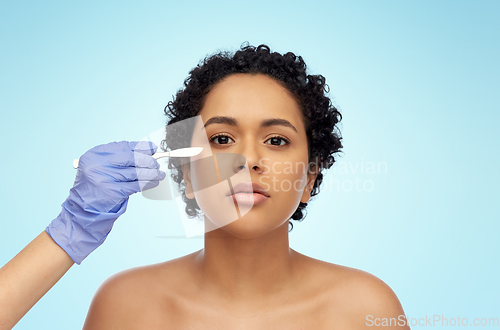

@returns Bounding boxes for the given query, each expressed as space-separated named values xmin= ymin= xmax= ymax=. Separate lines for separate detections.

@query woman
xmin=0 ymin=44 xmax=409 ymax=329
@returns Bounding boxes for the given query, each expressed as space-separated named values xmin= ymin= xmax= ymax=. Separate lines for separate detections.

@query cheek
xmin=259 ymin=158 xmax=309 ymax=194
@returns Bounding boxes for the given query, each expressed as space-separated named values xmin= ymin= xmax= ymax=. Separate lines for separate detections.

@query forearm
xmin=0 ymin=230 xmax=74 ymax=329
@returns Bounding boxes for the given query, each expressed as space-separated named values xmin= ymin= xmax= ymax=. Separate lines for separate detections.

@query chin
xmin=214 ymin=214 xmax=287 ymax=240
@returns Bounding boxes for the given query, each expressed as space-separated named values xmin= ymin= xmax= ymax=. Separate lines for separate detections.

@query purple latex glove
xmin=45 ymin=141 xmax=166 ymax=265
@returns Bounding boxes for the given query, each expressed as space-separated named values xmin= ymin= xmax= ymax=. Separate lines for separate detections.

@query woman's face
xmin=183 ymin=73 xmax=317 ymax=239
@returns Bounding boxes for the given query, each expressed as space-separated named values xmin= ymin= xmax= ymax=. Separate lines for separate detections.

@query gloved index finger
xmin=129 ymin=141 xmax=158 ymax=155
xmin=107 ymin=150 xmax=160 ymax=169
xmin=133 ymin=151 xmax=161 ymax=169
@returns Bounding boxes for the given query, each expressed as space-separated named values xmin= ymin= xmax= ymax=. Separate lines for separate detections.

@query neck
xmin=194 ymin=218 xmax=298 ymax=303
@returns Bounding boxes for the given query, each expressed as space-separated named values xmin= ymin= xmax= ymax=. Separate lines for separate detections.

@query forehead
xmin=199 ymin=73 xmax=305 ymax=132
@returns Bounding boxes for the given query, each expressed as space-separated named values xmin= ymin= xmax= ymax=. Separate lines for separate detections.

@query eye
xmin=210 ymin=133 xmax=235 ymax=145
xmin=209 ymin=133 xmax=291 ymax=147
xmin=265 ymin=135 xmax=290 ymax=146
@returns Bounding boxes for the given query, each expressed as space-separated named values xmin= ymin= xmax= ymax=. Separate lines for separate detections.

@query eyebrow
xmin=202 ymin=116 xmax=298 ymax=133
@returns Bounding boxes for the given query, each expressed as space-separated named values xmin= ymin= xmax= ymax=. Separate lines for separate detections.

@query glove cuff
xmin=46 ymin=198 xmax=129 ymax=265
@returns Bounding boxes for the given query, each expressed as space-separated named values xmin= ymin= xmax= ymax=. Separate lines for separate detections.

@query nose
xmin=232 ymin=141 xmax=265 ymax=175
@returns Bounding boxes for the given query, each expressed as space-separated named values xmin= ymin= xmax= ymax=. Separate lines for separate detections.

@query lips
xmin=226 ymin=181 xmax=270 ymax=197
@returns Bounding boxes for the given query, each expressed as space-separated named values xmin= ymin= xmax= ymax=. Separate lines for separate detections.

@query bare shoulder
xmin=294 ymin=251 xmax=410 ymax=329
xmin=82 ymin=252 xmax=198 ymax=330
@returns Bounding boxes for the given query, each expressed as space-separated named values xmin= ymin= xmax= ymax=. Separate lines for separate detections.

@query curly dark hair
xmin=161 ymin=43 xmax=343 ymax=231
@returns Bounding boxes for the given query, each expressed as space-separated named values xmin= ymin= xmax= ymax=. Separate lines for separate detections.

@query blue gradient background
xmin=1 ymin=1 xmax=498 ymax=328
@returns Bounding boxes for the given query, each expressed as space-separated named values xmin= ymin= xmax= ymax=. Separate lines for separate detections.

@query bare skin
xmin=83 ymin=235 xmax=408 ymax=329
xmin=83 ymin=74 xmax=409 ymax=329
xmin=0 ymin=231 xmax=74 ymax=330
